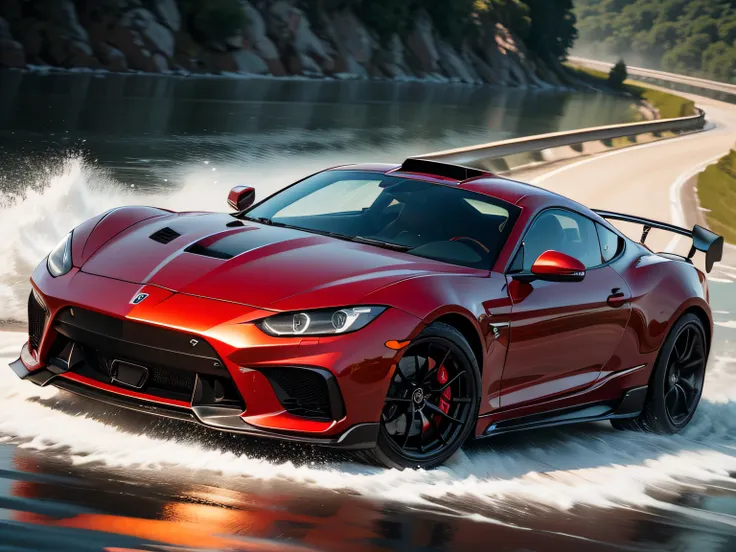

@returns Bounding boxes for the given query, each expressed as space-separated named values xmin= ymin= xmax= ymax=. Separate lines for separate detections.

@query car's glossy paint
xmin=12 ymin=164 xmax=713 ymax=445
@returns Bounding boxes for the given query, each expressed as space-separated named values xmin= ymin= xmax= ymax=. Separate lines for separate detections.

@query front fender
xmin=71 ymin=206 xmax=172 ymax=267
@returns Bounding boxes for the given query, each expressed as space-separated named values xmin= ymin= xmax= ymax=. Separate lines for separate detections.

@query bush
xmin=608 ymin=59 xmax=627 ymax=89
xmin=182 ymin=0 xmax=246 ymax=41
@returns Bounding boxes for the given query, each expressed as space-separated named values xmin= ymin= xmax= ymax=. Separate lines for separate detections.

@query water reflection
xmin=0 ymin=71 xmax=641 ymax=191
xmin=2 ymin=434 xmax=736 ymax=552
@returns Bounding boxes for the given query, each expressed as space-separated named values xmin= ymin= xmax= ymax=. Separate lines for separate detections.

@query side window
xmin=596 ymin=223 xmax=624 ymax=262
xmin=522 ymin=209 xmax=603 ymax=270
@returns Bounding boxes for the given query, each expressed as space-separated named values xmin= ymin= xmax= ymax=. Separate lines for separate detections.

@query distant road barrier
xmin=568 ymin=57 xmax=736 ymax=103
xmin=416 ymin=107 xmax=705 ymax=172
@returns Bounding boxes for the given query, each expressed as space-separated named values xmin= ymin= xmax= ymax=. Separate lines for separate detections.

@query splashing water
xmin=0 ymin=153 xmax=392 ymax=320
xmin=1 ymin=325 xmax=735 ymax=520
xmin=1 ymin=156 xmax=735 ymax=524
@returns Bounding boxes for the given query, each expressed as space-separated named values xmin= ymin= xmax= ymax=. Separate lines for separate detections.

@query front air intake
xmin=261 ymin=367 xmax=345 ymax=421
xmin=28 ymin=291 xmax=47 ymax=352
xmin=149 ymin=227 xmax=181 ymax=244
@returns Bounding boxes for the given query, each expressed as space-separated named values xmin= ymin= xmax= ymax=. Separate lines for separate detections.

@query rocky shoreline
xmin=0 ymin=0 xmax=583 ymax=88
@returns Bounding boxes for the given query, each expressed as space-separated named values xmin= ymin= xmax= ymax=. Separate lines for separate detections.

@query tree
xmin=702 ymin=41 xmax=736 ymax=82
xmin=690 ymin=16 xmax=720 ymax=42
xmin=355 ymin=0 xmax=413 ymax=39
xmin=520 ymin=0 xmax=578 ymax=60
xmin=182 ymin=0 xmax=246 ymax=41
xmin=656 ymin=0 xmax=688 ymax=23
xmin=608 ymin=59 xmax=628 ymax=88
xmin=575 ymin=0 xmax=736 ymax=83
xmin=661 ymin=33 xmax=712 ymax=74
xmin=719 ymin=18 xmax=736 ymax=42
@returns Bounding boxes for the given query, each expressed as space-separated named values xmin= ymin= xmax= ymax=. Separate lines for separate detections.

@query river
xmin=0 ymin=70 xmax=734 ymax=551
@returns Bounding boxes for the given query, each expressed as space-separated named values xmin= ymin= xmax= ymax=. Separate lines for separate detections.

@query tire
xmin=359 ymin=321 xmax=481 ymax=470
xmin=611 ymin=313 xmax=707 ymax=434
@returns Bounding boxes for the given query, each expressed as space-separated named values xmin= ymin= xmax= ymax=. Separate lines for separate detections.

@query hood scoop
xmin=185 ymin=242 xmax=234 ymax=260
xmin=150 ymin=227 xmax=181 ymax=244
xmin=182 ymin=227 xmax=276 ymax=261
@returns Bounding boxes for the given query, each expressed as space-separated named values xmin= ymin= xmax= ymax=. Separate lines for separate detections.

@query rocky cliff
xmin=0 ymin=0 xmax=573 ymax=88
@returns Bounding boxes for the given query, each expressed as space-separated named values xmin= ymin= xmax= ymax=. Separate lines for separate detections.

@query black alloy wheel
xmin=611 ymin=313 xmax=707 ymax=434
xmin=361 ymin=322 xmax=480 ymax=469
xmin=663 ymin=323 xmax=706 ymax=426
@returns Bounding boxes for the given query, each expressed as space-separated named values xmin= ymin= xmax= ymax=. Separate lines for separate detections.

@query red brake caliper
xmin=435 ymin=363 xmax=451 ymax=425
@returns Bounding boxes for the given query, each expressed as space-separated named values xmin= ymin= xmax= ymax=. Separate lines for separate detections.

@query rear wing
xmin=593 ymin=210 xmax=724 ymax=273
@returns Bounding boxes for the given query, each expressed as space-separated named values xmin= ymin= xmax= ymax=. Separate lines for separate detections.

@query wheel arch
xmin=431 ymin=311 xmax=484 ymax=375
xmin=680 ymin=304 xmax=712 ymax=354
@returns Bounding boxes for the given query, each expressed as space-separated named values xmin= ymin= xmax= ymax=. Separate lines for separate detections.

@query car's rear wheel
xmin=359 ymin=322 xmax=480 ymax=469
xmin=611 ymin=313 xmax=707 ymax=433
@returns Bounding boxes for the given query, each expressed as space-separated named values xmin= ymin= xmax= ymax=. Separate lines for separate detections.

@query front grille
xmin=263 ymin=367 xmax=344 ymax=421
xmin=92 ymin=352 xmax=197 ymax=398
xmin=50 ymin=308 xmax=243 ymax=407
xmin=148 ymin=364 xmax=198 ymax=395
xmin=149 ymin=227 xmax=181 ymax=244
xmin=28 ymin=292 xmax=47 ymax=352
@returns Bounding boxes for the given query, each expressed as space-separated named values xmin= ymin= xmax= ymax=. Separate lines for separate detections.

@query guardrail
xmin=416 ymin=107 xmax=706 ymax=170
xmin=568 ymin=57 xmax=736 ymax=101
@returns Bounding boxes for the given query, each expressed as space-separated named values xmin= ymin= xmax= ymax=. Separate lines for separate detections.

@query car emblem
xmin=130 ymin=292 xmax=149 ymax=305
xmin=190 ymin=339 xmax=199 ymax=347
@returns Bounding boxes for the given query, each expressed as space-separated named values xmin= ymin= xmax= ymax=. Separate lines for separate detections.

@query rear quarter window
xmin=596 ymin=223 xmax=624 ymax=262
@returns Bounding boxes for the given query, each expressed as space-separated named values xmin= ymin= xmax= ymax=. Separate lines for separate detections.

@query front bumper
xmin=9 ymin=355 xmax=379 ymax=449
xmin=11 ymin=265 xmax=423 ymax=449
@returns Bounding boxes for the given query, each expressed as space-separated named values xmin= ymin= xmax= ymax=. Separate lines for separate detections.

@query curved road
xmin=513 ymin=69 xmax=736 ymax=267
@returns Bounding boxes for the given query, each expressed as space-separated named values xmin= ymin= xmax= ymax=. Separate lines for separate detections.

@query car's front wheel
xmin=611 ymin=313 xmax=707 ymax=434
xmin=359 ymin=322 xmax=481 ymax=470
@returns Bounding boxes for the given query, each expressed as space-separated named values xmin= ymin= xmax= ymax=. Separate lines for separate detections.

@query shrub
xmin=182 ymin=0 xmax=247 ymax=41
xmin=608 ymin=59 xmax=628 ymax=89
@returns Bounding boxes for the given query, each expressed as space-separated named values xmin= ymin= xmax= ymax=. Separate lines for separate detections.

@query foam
xmin=1 ymin=330 xmax=735 ymax=520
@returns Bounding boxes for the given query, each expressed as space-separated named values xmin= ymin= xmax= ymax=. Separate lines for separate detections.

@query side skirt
xmin=481 ymin=386 xmax=648 ymax=437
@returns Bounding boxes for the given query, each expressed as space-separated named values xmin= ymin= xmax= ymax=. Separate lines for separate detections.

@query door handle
xmin=607 ymin=288 xmax=627 ymax=308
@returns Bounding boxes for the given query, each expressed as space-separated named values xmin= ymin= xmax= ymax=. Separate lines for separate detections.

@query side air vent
xmin=149 ymin=227 xmax=181 ymax=244
xmin=398 ymin=158 xmax=485 ymax=181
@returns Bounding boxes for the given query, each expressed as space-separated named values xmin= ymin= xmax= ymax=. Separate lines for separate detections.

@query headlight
xmin=256 ymin=306 xmax=385 ymax=336
xmin=47 ymin=232 xmax=73 ymax=277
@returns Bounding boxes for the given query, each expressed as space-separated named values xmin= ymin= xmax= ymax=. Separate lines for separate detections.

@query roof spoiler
xmin=397 ymin=158 xmax=486 ymax=181
xmin=593 ymin=210 xmax=724 ymax=273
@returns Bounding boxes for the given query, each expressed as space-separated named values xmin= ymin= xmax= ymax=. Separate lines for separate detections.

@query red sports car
xmin=9 ymin=159 xmax=724 ymax=469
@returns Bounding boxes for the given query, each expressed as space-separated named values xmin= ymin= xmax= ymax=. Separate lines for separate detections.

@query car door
xmin=499 ymin=209 xmax=631 ymax=408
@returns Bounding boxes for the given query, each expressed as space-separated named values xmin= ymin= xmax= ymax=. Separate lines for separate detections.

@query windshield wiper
xmin=240 ymin=219 xmax=411 ymax=252
xmin=307 ymin=230 xmax=412 ymax=252
xmin=351 ymin=235 xmax=412 ymax=251
xmin=243 ymin=216 xmax=288 ymax=227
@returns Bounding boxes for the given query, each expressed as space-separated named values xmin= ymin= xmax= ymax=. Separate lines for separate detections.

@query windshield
xmin=246 ymin=170 xmax=520 ymax=269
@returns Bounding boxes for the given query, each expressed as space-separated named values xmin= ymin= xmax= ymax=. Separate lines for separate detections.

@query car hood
xmin=80 ymin=213 xmax=483 ymax=310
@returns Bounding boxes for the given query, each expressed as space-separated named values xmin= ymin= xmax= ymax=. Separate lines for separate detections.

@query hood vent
xmin=150 ymin=227 xmax=181 ymax=244
xmin=185 ymin=243 xmax=234 ymax=260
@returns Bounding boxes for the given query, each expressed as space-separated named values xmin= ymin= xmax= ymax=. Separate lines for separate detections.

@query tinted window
xmin=523 ymin=209 xmax=603 ymax=270
xmin=596 ymin=223 xmax=624 ymax=262
xmin=247 ymin=170 xmax=521 ymax=269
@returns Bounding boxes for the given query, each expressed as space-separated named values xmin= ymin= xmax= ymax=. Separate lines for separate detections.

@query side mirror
xmin=227 ymin=186 xmax=255 ymax=212
xmin=530 ymin=250 xmax=586 ymax=282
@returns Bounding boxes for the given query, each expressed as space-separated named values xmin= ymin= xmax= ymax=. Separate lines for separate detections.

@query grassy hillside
xmin=698 ymin=149 xmax=736 ymax=244
xmin=567 ymin=65 xmax=696 ymax=118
